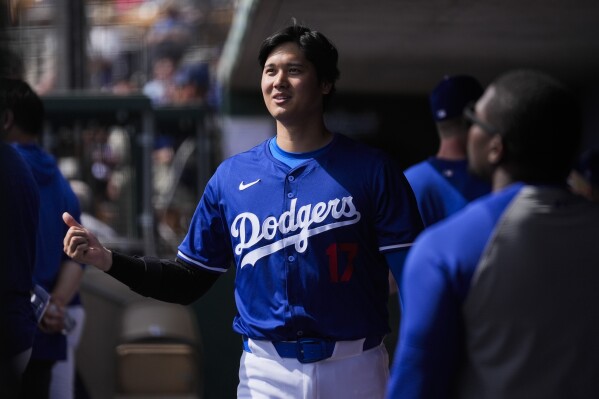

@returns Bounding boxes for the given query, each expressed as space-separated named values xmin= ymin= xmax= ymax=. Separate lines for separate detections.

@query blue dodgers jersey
xmin=404 ymin=158 xmax=491 ymax=226
xmin=178 ymin=133 xmax=423 ymax=341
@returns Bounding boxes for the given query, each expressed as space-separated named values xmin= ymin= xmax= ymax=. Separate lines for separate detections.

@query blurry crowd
xmin=14 ymin=0 xmax=229 ymax=108
xmin=96 ymin=1 xmax=220 ymax=106
xmin=90 ymin=0 xmax=219 ymax=107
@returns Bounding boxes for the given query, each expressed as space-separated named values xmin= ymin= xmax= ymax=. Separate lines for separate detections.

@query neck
xmin=436 ymin=135 xmax=467 ymax=160
xmin=5 ymin=128 xmax=36 ymax=145
xmin=492 ymin=167 xmax=516 ymax=192
xmin=276 ymin=119 xmax=332 ymax=153
xmin=7 ymin=134 xmax=37 ymax=144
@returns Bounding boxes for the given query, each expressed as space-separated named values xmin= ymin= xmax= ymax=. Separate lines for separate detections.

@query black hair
xmin=0 ymin=77 xmax=45 ymax=136
xmin=486 ymin=69 xmax=581 ymax=184
xmin=258 ymin=23 xmax=340 ymax=101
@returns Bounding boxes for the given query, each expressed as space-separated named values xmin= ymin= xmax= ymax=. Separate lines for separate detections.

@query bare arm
xmin=40 ymin=259 xmax=83 ymax=333
xmin=52 ymin=259 xmax=84 ymax=306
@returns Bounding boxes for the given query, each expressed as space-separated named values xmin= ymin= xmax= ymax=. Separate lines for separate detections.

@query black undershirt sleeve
xmin=107 ymin=251 xmax=220 ymax=305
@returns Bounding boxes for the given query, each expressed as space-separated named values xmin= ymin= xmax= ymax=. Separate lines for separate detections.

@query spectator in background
xmin=68 ymin=179 xmax=119 ymax=242
xmin=0 ymin=42 xmax=56 ymax=95
xmin=569 ymin=148 xmax=599 ymax=201
xmin=0 ymin=77 xmax=40 ymax=398
xmin=104 ymin=127 xmax=134 ymax=236
xmin=111 ymin=73 xmax=138 ymax=95
xmin=152 ymin=135 xmax=196 ymax=254
xmin=58 ymin=156 xmax=120 ymax=242
xmin=1 ymin=78 xmax=84 ymax=399
xmin=171 ymin=62 xmax=210 ymax=105
xmin=142 ymin=53 xmax=178 ymax=105
xmin=387 ymin=69 xmax=599 ymax=399
xmin=145 ymin=1 xmax=193 ymax=65
xmin=404 ymin=75 xmax=491 ymax=228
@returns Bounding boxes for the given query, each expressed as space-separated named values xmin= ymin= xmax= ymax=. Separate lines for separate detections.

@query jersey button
xmin=287 ymin=255 xmax=295 ymax=262
xmin=287 ymin=192 xmax=294 ymax=198
xmin=297 ymin=331 xmax=304 ymax=337
xmin=288 ymin=175 xmax=295 ymax=182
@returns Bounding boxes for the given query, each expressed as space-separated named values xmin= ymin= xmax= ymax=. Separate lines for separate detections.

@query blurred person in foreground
xmin=386 ymin=69 xmax=599 ymax=399
xmin=1 ymin=78 xmax=85 ymax=399
xmin=63 ymin=23 xmax=423 ymax=398
xmin=0 ymin=78 xmax=40 ymax=398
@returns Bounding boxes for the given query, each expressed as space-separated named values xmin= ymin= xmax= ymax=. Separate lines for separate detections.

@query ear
xmin=321 ymin=81 xmax=332 ymax=95
xmin=487 ymin=134 xmax=504 ymax=165
xmin=1 ymin=110 xmax=14 ymax=131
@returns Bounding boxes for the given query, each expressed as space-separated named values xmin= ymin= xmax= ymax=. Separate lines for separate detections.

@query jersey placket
xmin=283 ymin=167 xmax=306 ymax=339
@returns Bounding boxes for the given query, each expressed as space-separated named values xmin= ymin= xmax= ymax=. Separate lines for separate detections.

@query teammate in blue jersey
xmin=0 ymin=126 xmax=40 ymax=397
xmin=2 ymin=78 xmax=85 ymax=399
xmin=404 ymin=75 xmax=491 ymax=228
xmin=387 ymin=70 xmax=599 ymax=399
xmin=64 ymin=23 xmax=423 ymax=398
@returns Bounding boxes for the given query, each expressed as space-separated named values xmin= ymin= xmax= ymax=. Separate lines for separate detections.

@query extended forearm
xmin=108 ymin=251 xmax=220 ymax=305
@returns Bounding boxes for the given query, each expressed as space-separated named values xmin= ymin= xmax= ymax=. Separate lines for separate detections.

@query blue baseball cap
xmin=429 ymin=75 xmax=484 ymax=122
xmin=174 ymin=63 xmax=210 ymax=87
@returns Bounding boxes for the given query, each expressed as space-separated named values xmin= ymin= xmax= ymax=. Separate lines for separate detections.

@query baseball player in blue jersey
xmin=387 ymin=70 xmax=599 ymax=399
xmin=404 ymin=75 xmax=491 ymax=228
xmin=64 ymin=23 xmax=423 ymax=398
xmin=3 ymin=78 xmax=85 ymax=399
xmin=0 ymin=134 xmax=40 ymax=397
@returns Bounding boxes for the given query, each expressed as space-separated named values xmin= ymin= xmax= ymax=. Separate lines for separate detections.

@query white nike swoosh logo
xmin=239 ymin=179 xmax=261 ymax=191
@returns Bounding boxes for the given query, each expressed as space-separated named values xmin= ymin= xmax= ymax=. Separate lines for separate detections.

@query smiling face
xmin=261 ymin=42 xmax=331 ymax=126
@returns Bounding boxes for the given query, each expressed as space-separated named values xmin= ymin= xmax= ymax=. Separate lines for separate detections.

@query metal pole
xmin=140 ymin=108 xmax=156 ymax=255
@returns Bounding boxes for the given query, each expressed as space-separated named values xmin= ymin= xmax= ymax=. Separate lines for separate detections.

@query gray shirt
xmin=459 ymin=186 xmax=599 ymax=399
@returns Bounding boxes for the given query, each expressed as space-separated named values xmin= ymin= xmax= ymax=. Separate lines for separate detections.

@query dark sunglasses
xmin=463 ymin=102 xmax=499 ymax=135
